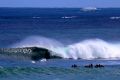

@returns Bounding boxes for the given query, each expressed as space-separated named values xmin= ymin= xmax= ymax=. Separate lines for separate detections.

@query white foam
xmin=40 ymin=58 xmax=47 ymax=62
xmin=11 ymin=36 xmax=68 ymax=58
xmin=61 ymin=16 xmax=76 ymax=19
xmin=67 ymin=39 xmax=120 ymax=59
xmin=11 ymin=36 xmax=120 ymax=60
xmin=31 ymin=61 xmax=36 ymax=64
xmin=110 ymin=16 xmax=120 ymax=20
xmin=81 ymin=7 xmax=98 ymax=11
xmin=32 ymin=17 xmax=41 ymax=19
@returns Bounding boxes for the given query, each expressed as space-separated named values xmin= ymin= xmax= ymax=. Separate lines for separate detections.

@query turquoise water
xmin=0 ymin=59 xmax=120 ymax=80
xmin=0 ymin=65 xmax=120 ymax=80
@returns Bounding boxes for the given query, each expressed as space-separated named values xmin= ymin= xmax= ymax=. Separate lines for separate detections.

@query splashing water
xmin=67 ymin=39 xmax=120 ymax=59
xmin=11 ymin=36 xmax=120 ymax=60
xmin=11 ymin=36 xmax=68 ymax=58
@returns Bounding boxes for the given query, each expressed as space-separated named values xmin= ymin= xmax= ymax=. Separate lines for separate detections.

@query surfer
xmin=95 ymin=64 xmax=104 ymax=68
xmin=71 ymin=64 xmax=78 ymax=68
xmin=84 ymin=64 xmax=93 ymax=68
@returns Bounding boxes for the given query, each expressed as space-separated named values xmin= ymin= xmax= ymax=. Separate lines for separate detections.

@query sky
xmin=0 ymin=0 xmax=120 ymax=8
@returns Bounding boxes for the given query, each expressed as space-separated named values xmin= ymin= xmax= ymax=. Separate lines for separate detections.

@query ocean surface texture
xmin=0 ymin=8 xmax=120 ymax=80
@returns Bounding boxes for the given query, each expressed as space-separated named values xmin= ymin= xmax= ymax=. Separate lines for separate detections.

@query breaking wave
xmin=11 ymin=36 xmax=120 ymax=60
xmin=110 ymin=16 xmax=120 ymax=20
xmin=11 ymin=36 xmax=67 ymax=58
xmin=67 ymin=39 xmax=120 ymax=59
xmin=32 ymin=16 xmax=41 ymax=19
xmin=81 ymin=7 xmax=98 ymax=11
xmin=61 ymin=16 xmax=77 ymax=19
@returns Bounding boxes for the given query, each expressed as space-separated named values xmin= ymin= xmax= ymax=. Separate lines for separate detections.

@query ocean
xmin=0 ymin=8 xmax=120 ymax=80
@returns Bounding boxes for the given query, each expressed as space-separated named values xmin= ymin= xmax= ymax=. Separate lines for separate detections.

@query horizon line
xmin=0 ymin=7 xmax=120 ymax=8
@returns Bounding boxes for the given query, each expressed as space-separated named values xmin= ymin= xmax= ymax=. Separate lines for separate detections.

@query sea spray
xmin=11 ymin=36 xmax=68 ymax=58
xmin=11 ymin=36 xmax=120 ymax=60
xmin=67 ymin=39 xmax=120 ymax=59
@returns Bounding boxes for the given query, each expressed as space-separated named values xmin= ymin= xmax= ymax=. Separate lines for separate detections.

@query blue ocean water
xmin=1 ymin=8 xmax=120 ymax=80
xmin=0 ymin=8 xmax=120 ymax=47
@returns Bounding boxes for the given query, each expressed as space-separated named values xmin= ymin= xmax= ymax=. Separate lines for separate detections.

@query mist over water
xmin=11 ymin=36 xmax=67 ymax=58
xmin=11 ymin=36 xmax=120 ymax=60
xmin=67 ymin=39 xmax=120 ymax=59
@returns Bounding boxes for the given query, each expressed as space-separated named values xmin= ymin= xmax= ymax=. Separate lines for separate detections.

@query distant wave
xmin=11 ymin=36 xmax=120 ymax=60
xmin=61 ymin=16 xmax=77 ymax=19
xmin=32 ymin=17 xmax=41 ymax=19
xmin=110 ymin=16 xmax=120 ymax=20
xmin=32 ymin=16 xmax=77 ymax=19
xmin=81 ymin=7 xmax=98 ymax=11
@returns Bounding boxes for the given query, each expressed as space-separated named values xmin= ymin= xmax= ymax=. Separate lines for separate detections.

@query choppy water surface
xmin=0 ymin=59 xmax=120 ymax=80
xmin=1 ymin=8 xmax=120 ymax=80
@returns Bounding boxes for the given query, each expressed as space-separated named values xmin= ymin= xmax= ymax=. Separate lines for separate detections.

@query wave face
xmin=11 ymin=36 xmax=67 ymax=58
xmin=67 ymin=39 xmax=120 ymax=59
xmin=12 ymin=36 xmax=120 ymax=60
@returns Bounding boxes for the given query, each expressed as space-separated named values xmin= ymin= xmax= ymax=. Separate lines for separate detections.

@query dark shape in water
xmin=71 ymin=64 xmax=78 ymax=68
xmin=0 ymin=47 xmax=62 ymax=61
xmin=84 ymin=64 xmax=93 ymax=68
xmin=95 ymin=64 xmax=104 ymax=68
xmin=30 ymin=47 xmax=51 ymax=61
xmin=84 ymin=64 xmax=104 ymax=68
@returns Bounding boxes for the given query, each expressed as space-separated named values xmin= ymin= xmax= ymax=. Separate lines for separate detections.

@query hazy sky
xmin=0 ymin=0 xmax=120 ymax=8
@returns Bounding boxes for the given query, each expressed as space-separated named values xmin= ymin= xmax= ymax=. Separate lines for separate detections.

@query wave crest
xmin=67 ymin=39 xmax=120 ymax=59
xmin=11 ymin=36 xmax=120 ymax=60
xmin=11 ymin=36 xmax=68 ymax=58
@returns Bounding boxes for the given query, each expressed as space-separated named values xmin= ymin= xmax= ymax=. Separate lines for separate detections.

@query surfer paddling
xmin=84 ymin=64 xmax=104 ymax=68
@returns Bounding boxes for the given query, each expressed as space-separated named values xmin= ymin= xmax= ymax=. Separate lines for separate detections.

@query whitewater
xmin=10 ymin=36 xmax=120 ymax=60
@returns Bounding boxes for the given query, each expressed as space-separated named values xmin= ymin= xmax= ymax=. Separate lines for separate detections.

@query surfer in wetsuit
xmin=71 ymin=64 xmax=78 ymax=68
